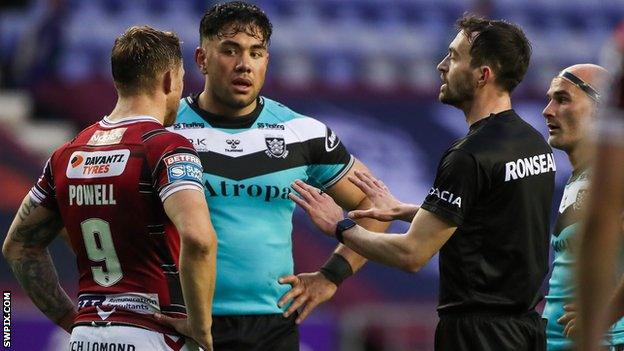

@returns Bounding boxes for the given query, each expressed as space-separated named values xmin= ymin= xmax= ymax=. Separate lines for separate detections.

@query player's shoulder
xmin=50 ymin=122 xmax=102 ymax=159
xmin=142 ymin=125 xmax=193 ymax=148
xmin=261 ymin=97 xmax=328 ymax=136
xmin=176 ymin=95 xmax=196 ymax=120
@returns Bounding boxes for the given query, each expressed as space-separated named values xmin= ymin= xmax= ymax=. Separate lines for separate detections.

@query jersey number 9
xmin=81 ymin=218 xmax=124 ymax=287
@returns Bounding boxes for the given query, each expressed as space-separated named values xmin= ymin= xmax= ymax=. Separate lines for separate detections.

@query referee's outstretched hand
xmin=277 ymin=272 xmax=337 ymax=324
xmin=289 ymin=180 xmax=344 ymax=236
xmin=347 ymin=170 xmax=419 ymax=223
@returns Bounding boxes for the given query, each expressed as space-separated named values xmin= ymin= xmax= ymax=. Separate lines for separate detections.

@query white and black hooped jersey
xmin=171 ymin=95 xmax=353 ymax=315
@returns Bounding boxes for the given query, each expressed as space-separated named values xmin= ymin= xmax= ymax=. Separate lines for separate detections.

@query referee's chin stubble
xmin=439 ymin=82 xmax=474 ymax=107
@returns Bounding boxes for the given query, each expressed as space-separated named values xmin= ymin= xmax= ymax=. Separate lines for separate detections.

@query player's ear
xmin=163 ymin=69 xmax=173 ymax=95
xmin=476 ymin=65 xmax=492 ymax=88
xmin=195 ymin=46 xmax=207 ymax=75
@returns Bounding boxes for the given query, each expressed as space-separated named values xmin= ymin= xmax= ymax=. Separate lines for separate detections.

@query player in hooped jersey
xmin=2 ymin=27 xmax=216 ymax=350
xmin=539 ymin=65 xmax=623 ymax=351
xmin=172 ymin=2 xmax=389 ymax=349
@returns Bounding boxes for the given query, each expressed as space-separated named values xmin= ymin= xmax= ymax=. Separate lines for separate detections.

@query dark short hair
xmin=111 ymin=26 xmax=182 ymax=96
xmin=200 ymin=1 xmax=272 ymax=46
xmin=457 ymin=14 xmax=531 ymax=93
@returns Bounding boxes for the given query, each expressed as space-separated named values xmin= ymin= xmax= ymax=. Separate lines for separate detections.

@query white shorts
xmin=69 ymin=325 xmax=202 ymax=351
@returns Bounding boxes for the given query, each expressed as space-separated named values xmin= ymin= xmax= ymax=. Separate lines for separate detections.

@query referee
xmin=289 ymin=15 xmax=554 ymax=350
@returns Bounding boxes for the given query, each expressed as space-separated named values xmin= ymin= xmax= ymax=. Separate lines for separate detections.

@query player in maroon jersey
xmin=2 ymin=26 xmax=216 ymax=350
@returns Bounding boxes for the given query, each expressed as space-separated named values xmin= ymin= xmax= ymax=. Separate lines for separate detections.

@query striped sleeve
xmin=144 ymin=130 xmax=205 ymax=203
xmin=28 ymin=158 xmax=59 ymax=211
xmin=306 ymin=124 xmax=353 ymax=189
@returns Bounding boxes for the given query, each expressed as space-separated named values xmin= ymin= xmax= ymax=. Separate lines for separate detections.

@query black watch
xmin=335 ymin=218 xmax=357 ymax=244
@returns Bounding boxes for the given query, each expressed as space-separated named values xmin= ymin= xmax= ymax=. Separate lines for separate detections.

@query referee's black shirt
xmin=421 ymin=109 xmax=555 ymax=315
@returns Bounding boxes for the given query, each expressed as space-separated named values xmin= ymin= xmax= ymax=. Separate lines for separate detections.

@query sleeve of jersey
xmin=306 ymin=125 xmax=354 ymax=189
xmin=146 ymin=132 xmax=205 ymax=203
xmin=420 ymin=150 xmax=480 ymax=226
xmin=28 ymin=158 xmax=59 ymax=212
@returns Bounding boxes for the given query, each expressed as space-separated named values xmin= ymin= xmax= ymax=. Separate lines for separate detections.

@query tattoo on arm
xmin=12 ymin=199 xmax=62 ymax=248
xmin=17 ymin=197 xmax=39 ymax=222
xmin=8 ymin=249 xmax=76 ymax=326
xmin=5 ymin=199 xmax=75 ymax=329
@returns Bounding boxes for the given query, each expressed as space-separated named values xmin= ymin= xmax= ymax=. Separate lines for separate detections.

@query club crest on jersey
xmin=265 ymin=137 xmax=289 ymax=158
xmin=66 ymin=149 xmax=130 ymax=179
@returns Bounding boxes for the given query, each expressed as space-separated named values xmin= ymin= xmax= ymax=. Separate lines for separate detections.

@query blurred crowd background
xmin=1 ymin=0 xmax=622 ymax=350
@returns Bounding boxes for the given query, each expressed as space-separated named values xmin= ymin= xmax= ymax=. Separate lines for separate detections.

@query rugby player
xmin=290 ymin=15 xmax=555 ymax=351
xmin=170 ymin=2 xmax=388 ymax=350
xmin=539 ymin=64 xmax=621 ymax=351
xmin=2 ymin=26 xmax=217 ymax=350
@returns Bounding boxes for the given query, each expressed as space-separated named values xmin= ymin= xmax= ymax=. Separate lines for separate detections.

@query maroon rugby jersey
xmin=29 ymin=115 xmax=204 ymax=333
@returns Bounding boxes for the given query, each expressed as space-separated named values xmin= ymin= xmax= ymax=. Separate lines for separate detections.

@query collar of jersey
xmin=186 ymin=93 xmax=264 ymax=129
xmin=100 ymin=115 xmax=161 ymax=128
xmin=469 ymin=109 xmax=516 ymax=132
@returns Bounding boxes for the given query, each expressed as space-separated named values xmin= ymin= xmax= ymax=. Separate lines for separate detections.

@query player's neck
xmin=198 ymin=89 xmax=257 ymax=118
xmin=107 ymin=95 xmax=166 ymax=125
xmin=568 ymin=141 xmax=592 ymax=173
xmin=463 ymin=89 xmax=512 ymax=126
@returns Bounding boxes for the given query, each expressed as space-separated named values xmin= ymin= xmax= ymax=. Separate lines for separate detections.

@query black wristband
xmin=319 ymin=254 xmax=353 ymax=286
xmin=335 ymin=218 xmax=357 ymax=244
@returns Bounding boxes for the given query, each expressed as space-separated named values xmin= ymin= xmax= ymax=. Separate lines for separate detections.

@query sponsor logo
xmin=172 ymin=122 xmax=205 ymax=130
xmin=163 ymin=153 xmax=200 ymax=166
xmin=205 ymin=180 xmax=292 ymax=202
xmin=187 ymin=138 xmax=206 ymax=150
xmin=78 ymin=293 xmax=160 ymax=315
xmin=70 ymin=341 xmax=137 ymax=351
xmin=265 ymin=137 xmax=289 ymax=158
xmin=66 ymin=150 xmax=130 ymax=179
xmin=164 ymin=153 xmax=203 ymax=183
xmin=87 ymin=128 xmax=127 ymax=146
xmin=325 ymin=127 xmax=340 ymax=152
xmin=257 ymin=122 xmax=285 ymax=130
xmin=428 ymin=187 xmax=462 ymax=208
xmin=225 ymin=139 xmax=243 ymax=153
xmin=71 ymin=155 xmax=84 ymax=168
xmin=69 ymin=184 xmax=116 ymax=206
xmin=504 ymin=153 xmax=556 ymax=182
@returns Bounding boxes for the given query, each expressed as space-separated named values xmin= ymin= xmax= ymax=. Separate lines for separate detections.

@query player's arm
xmin=2 ymin=194 xmax=76 ymax=333
xmin=605 ymin=276 xmax=624 ymax=327
xmin=323 ymin=159 xmax=391 ymax=274
xmin=290 ymin=180 xmax=456 ymax=271
xmin=278 ymin=159 xmax=391 ymax=323
xmin=159 ymin=189 xmax=217 ymax=349
xmin=577 ymin=142 xmax=624 ymax=351
xmin=347 ymin=169 xmax=419 ymax=223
